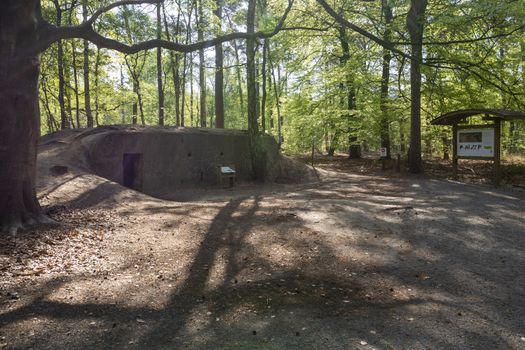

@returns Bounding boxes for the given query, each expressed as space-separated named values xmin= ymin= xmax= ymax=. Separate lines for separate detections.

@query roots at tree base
xmin=0 ymin=212 xmax=58 ymax=236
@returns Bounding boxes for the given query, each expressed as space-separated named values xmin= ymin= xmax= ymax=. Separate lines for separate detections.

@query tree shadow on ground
xmin=2 ymin=175 xmax=524 ymax=349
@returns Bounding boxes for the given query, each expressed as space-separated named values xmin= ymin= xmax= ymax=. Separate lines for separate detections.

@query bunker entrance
xmin=122 ymin=153 xmax=143 ymax=190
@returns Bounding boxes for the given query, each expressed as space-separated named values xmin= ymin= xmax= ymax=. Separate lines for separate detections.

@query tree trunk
xmin=197 ymin=0 xmax=206 ymax=127
xmin=157 ymin=4 xmax=165 ymax=126
xmin=94 ymin=47 xmax=100 ymax=126
xmin=232 ymin=38 xmax=245 ymax=122
xmin=261 ymin=39 xmax=268 ymax=133
xmin=162 ymin=3 xmax=181 ymax=127
xmin=0 ymin=1 xmax=54 ymax=233
xmin=268 ymin=43 xmax=282 ymax=148
xmin=406 ymin=0 xmax=427 ymax=173
xmin=82 ymin=0 xmax=93 ymax=128
xmin=380 ymin=0 xmax=393 ymax=159
xmin=56 ymin=7 xmax=69 ymax=130
xmin=132 ymin=81 xmax=138 ymax=125
xmin=246 ymin=0 xmax=263 ymax=178
xmin=338 ymin=26 xmax=359 ymax=159
xmin=214 ymin=0 xmax=225 ymax=128
xmin=71 ymin=39 xmax=81 ymax=128
xmin=137 ymin=80 xmax=145 ymax=125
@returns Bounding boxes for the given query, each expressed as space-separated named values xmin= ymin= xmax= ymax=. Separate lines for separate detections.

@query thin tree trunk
xmin=261 ymin=39 xmax=268 ymax=133
xmin=232 ymin=39 xmax=245 ymax=121
xmin=137 ymin=80 xmax=145 ymax=125
xmin=83 ymin=0 xmax=93 ymax=127
xmin=197 ymin=0 xmax=206 ymax=127
xmin=71 ymin=39 xmax=81 ymax=128
xmin=181 ymin=54 xmax=187 ymax=126
xmin=132 ymin=82 xmax=138 ymax=124
xmin=56 ymin=7 xmax=69 ymax=130
xmin=214 ymin=0 xmax=224 ymax=128
xmin=94 ymin=47 xmax=100 ymax=126
xmin=157 ymin=3 xmax=165 ymax=126
xmin=380 ymin=0 xmax=393 ymax=158
xmin=163 ymin=2 xmax=181 ymax=126
xmin=247 ymin=0 xmax=258 ymax=134
xmin=268 ymin=44 xmax=282 ymax=147
xmin=40 ymin=74 xmax=58 ymax=132
xmin=190 ymin=53 xmax=194 ymax=126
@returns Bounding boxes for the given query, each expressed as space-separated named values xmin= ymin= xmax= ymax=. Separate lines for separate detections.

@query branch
xmin=86 ymin=0 xmax=160 ymax=26
xmin=392 ymin=24 xmax=525 ymax=46
xmin=39 ymin=0 xmax=294 ymax=55
xmin=315 ymin=0 xmax=408 ymax=58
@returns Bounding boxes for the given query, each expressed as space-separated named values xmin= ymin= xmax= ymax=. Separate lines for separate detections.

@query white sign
xmin=379 ymin=147 xmax=387 ymax=158
xmin=457 ymin=128 xmax=494 ymax=158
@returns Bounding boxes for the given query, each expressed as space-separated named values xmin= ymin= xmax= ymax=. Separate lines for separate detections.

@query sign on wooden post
xmin=457 ymin=127 xmax=495 ymax=158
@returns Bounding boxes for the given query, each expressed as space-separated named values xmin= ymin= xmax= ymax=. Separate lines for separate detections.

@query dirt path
xmin=1 ymin=146 xmax=525 ymax=349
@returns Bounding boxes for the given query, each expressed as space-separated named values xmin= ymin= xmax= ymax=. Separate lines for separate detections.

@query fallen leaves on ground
xmin=0 ymin=208 xmax=120 ymax=277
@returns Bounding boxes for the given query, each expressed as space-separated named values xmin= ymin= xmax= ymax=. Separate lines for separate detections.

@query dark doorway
xmin=122 ymin=153 xmax=143 ymax=190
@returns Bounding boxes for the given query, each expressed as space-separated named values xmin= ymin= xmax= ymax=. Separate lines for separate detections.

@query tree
xmin=156 ymin=2 xmax=165 ymax=126
xmin=214 ymin=0 xmax=224 ymax=128
xmin=379 ymin=0 xmax=393 ymax=159
xmin=406 ymin=0 xmax=427 ymax=173
xmin=83 ymin=0 xmax=94 ymax=127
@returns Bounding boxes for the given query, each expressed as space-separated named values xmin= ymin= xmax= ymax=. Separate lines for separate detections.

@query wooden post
xmin=452 ymin=123 xmax=458 ymax=180
xmin=494 ymin=119 xmax=501 ymax=186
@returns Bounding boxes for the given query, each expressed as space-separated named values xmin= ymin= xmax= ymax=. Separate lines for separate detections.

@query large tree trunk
xmin=0 ymin=1 xmax=52 ymax=234
xmin=407 ymin=0 xmax=427 ymax=173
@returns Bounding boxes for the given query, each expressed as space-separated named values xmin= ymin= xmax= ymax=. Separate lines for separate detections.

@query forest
xmin=2 ymin=1 xmax=525 ymax=349
xmin=36 ymin=0 xmax=525 ymax=159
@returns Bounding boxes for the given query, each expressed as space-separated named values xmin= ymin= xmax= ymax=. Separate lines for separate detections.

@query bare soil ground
xmin=1 ymin=142 xmax=525 ymax=349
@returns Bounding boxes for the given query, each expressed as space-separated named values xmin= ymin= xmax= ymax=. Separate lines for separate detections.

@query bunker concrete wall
xmin=81 ymin=128 xmax=282 ymax=194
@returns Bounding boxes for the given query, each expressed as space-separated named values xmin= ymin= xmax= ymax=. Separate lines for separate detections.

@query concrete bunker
xmin=78 ymin=126 xmax=313 ymax=197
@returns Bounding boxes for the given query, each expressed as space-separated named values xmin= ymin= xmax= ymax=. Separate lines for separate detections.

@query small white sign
xmin=457 ymin=128 xmax=494 ymax=158
xmin=379 ymin=147 xmax=387 ymax=158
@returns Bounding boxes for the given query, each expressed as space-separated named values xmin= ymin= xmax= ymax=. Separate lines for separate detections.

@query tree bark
xmin=197 ymin=0 xmax=206 ymax=127
xmin=214 ymin=0 xmax=224 ymax=128
xmin=94 ymin=47 xmax=101 ymax=126
xmin=261 ymin=39 xmax=268 ymax=133
xmin=232 ymin=38 xmax=245 ymax=121
xmin=83 ymin=0 xmax=93 ymax=127
xmin=55 ymin=5 xmax=70 ymax=130
xmin=380 ymin=0 xmax=393 ymax=159
xmin=157 ymin=3 xmax=165 ymax=126
xmin=71 ymin=39 xmax=81 ymax=128
xmin=0 ymin=1 xmax=55 ymax=233
xmin=406 ymin=0 xmax=427 ymax=173
xmin=163 ymin=2 xmax=181 ymax=126
xmin=338 ymin=26 xmax=359 ymax=158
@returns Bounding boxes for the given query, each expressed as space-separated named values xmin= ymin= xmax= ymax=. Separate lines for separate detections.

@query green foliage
xmin=38 ymin=0 xmax=525 ymax=158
